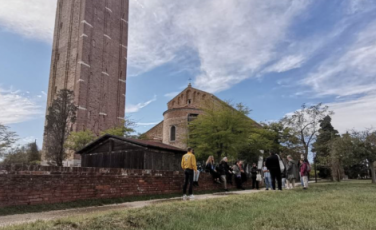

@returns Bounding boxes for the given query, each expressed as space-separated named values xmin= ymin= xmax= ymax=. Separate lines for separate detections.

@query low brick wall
xmin=0 ymin=165 xmax=254 ymax=207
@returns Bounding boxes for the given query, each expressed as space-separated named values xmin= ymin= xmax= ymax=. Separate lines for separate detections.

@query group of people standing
xmin=181 ymin=148 xmax=311 ymax=200
xmin=264 ymin=153 xmax=311 ymax=190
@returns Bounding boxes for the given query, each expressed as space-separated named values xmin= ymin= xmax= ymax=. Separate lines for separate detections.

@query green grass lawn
xmin=0 ymin=189 xmax=223 ymax=217
xmin=3 ymin=181 xmax=376 ymax=230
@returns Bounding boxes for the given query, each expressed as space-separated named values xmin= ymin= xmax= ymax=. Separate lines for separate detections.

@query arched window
xmin=170 ymin=126 xmax=176 ymax=141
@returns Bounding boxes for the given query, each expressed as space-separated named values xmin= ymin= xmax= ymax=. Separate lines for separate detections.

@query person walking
xmin=300 ymin=159 xmax=310 ymax=190
xmin=286 ymin=155 xmax=299 ymax=189
xmin=181 ymin=148 xmax=197 ymax=200
xmin=266 ymin=152 xmax=283 ymax=190
xmin=233 ymin=161 xmax=245 ymax=190
xmin=219 ymin=157 xmax=231 ymax=191
xmin=251 ymin=163 xmax=259 ymax=190
xmin=205 ymin=156 xmax=221 ymax=184
xmin=263 ymin=162 xmax=271 ymax=190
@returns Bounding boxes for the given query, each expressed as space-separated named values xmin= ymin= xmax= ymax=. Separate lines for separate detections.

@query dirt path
xmin=0 ymin=189 xmax=267 ymax=228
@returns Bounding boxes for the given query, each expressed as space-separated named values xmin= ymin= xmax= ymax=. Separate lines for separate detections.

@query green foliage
xmin=1 ymin=142 xmax=40 ymax=165
xmin=0 ymin=124 xmax=18 ymax=157
xmin=188 ymin=101 xmax=253 ymax=160
xmin=312 ymin=115 xmax=339 ymax=160
xmin=5 ymin=181 xmax=376 ymax=230
xmin=328 ymin=129 xmax=376 ymax=183
xmin=44 ymin=89 xmax=77 ymax=166
xmin=65 ymin=130 xmax=96 ymax=152
xmin=100 ymin=120 xmax=135 ymax=137
xmin=27 ymin=141 xmax=41 ymax=162
xmin=312 ymin=115 xmax=339 ymax=178
xmin=1 ymin=146 xmax=29 ymax=165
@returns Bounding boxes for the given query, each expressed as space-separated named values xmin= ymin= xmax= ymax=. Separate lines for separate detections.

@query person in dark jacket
xmin=205 ymin=156 xmax=220 ymax=184
xmin=219 ymin=157 xmax=232 ymax=191
xmin=232 ymin=160 xmax=245 ymax=190
xmin=251 ymin=163 xmax=259 ymax=189
xmin=265 ymin=152 xmax=282 ymax=190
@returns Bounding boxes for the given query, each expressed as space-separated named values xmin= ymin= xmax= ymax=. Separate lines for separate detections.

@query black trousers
xmin=235 ymin=176 xmax=243 ymax=189
xmin=270 ymin=169 xmax=282 ymax=190
xmin=226 ymin=173 xmax=233 ymax=184
xmin=252 ymin=177 xmax=259 ymax=189
xmin=183 ymin=169 xmax=194 ymax=195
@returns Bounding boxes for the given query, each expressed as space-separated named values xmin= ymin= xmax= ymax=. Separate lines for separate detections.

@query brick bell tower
xmin=42 ymin=0 xmax=129 ymax=166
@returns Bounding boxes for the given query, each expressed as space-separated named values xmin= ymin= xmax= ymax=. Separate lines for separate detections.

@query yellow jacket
xmin=181 ymin=152 xmax=197 ymax=171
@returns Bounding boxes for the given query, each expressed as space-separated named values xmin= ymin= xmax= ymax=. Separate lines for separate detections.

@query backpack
xmin=306 ymin=163 xmax=311 ymax=172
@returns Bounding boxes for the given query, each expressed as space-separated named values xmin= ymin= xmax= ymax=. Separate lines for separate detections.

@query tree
xmin=282 ymin=103 xmax=333 ymax=159
xmin=188 ymin=101 xmax=253 ymax=161
xmin=65 ymin=130 xmax=96 ymax=152
xmin=350 ymin=129 xmax=376 ymax=183
xmin=312 ymin=115 xmax=340 ymax=179
xmin=44 ymin=89 xmax=77 ymax=166
xmin=1 ymin=146 xmax=29 ymax=165
xmin=0 ymin=124 xmax=18 ymax=157
xmin=328 ymin=133 xmax=353 ymax=182
xmin=27 ymin=141 xmax=41 ymax=164
xmin=261 ymin=122 xmax=302 ymax=160
xmin=100 ymin=120 xmax=135 ymax=137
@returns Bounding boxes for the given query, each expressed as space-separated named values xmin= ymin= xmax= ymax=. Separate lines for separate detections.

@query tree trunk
xmin=371 ymin=162 xmax=376 ymax=184
xmin=304 ymin=145 xmax=309 ymax=160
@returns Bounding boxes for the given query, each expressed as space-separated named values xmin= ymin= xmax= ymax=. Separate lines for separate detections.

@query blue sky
xmin=1 ymin=0 xmax=376 ymax=149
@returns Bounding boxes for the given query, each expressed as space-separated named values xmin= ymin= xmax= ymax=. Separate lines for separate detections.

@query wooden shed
xmin=77 ymin=135 xmax=186 ymax=171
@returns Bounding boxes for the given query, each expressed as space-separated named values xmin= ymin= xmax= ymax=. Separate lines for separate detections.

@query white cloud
xmin=264 ymin=55 xmax=305 ymax=73
xmin=136 ymin=122 xmax=159 ymax=127
xmin=0 ymin=88 xmax=42 ymax=125
xmin=301 ymin=21 xmax=376 ymax=98
xmin=1 ymin=0 xmax=374 ymax=97
xmin=0 ymin=0 xmax=57 ymax=42
xmin=127 ymin=0 xmax=311 ymax=92
xmin=126 ymin=95 xmax=157 ymax=113
xmin=328 ymin=93 xmax=376 ymax=134
xmin=164 ymin=92 xmax=179 ymax=98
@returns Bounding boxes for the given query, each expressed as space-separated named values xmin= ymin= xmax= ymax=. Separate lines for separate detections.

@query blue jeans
xmin=282 ymin=178 xmax=286 ymax=188
xmin=264 ymin=177 xmax=271 ymax=190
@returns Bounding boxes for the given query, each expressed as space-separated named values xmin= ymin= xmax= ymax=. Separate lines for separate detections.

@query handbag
xmin=256 ymin=173 xmax=262 ymax=181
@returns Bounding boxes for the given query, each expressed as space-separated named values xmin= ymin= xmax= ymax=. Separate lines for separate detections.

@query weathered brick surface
xmin=144 ymin=121 xmax=164 ymax=142
xmin=0 ymin=165 xmax=253 ymax=208
xmin=145 ymin=84 xmax=221 ymax=150
xmin=162 ymin=108 xmax=205 ymax=149
xmin=43 ymin=0 xmax=129 ymax=163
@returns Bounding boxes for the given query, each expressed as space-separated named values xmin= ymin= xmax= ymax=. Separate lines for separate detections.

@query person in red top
xmin=300 ymin=159 xmax=309 ymax=190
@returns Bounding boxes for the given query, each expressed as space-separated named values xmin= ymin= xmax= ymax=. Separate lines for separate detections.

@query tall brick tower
xmin=43 ymin=0 xmax=129 ymax=166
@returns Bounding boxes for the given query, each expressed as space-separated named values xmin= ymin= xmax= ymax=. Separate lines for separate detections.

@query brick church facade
xmin=144 ymin=84 xmax=259 ymax=150
xmin=43 ymin=0 xmax=129 ymax=166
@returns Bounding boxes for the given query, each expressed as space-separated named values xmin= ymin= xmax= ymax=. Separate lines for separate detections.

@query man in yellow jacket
xmin=181 ymin=147 xmax=197 ymax=200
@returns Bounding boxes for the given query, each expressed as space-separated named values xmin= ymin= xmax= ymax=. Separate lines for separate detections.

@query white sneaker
xmin=189 ymin=195 xmax=195 ymax=200
xmin=182 ymin=195 xmax=187 ymax=200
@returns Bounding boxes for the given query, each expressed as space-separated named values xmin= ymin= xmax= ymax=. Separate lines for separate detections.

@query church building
xmin=144 ymin=84 xmax=259 ymax=150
